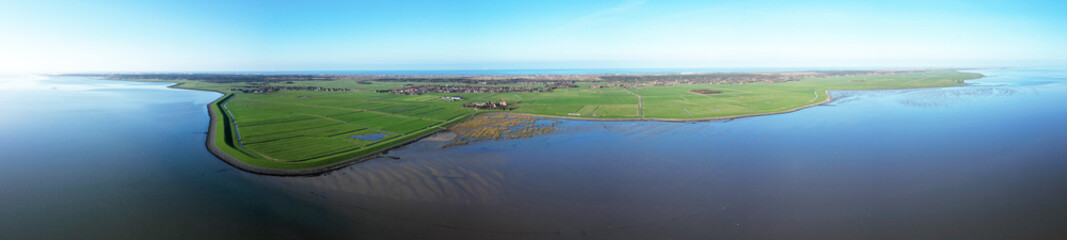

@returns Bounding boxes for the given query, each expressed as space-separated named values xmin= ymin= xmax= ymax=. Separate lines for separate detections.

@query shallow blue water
xmin=349 ymin=133 xmax=388 ymax=141
xmin=0 ymin=77 xmax=349 ymax=239
xmin=1 ymin=69 xmax=1065 ymax=239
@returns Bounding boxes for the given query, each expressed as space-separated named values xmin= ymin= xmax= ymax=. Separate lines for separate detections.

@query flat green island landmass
xmin=103 ymin=70 xmax=983 ymax=175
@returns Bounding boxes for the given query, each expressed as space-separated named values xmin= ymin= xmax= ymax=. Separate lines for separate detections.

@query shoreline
xmin=181 ymin=82 xmax=468 ymax=176
xmin=161 ymin=83 xmax=347 ymax=176
xmin=182 ymin=84 xmax=448 ymax=176
xmin=159 ymin=77 xmax=976 ymax=176
xmin=504 ymin=82 xmax=975 ymax=122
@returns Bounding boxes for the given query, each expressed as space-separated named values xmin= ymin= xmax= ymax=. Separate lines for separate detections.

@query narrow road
xmin=623 ymin=88 xmax=643 ymax=118
xmin=220 ymin=98 xmax=286 ymax=162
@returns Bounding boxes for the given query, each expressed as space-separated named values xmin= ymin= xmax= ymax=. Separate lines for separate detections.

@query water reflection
xmin=897 ymin=87 xmax=1019 ymax=108
xmin=276 ymin=153 xmax=510 ymax=204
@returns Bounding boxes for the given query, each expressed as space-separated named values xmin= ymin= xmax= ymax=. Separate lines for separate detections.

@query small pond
xmin=349 ymin=133 xmax=387 ymax=141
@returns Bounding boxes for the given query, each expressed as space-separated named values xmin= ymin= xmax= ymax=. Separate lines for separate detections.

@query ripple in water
xmin=897 ymin=87 xmax=1018 ymax=108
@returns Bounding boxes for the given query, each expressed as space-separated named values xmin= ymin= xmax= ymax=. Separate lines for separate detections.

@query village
xmin=592 ymin=70 xmax=935 ymax=88
xmin=589 ymin=81 xmax=673 ymax=89
xmin=229 ymin=85 xmax=350 ymax=94
xmin=462 ymin=99 xmax=513 ymax=110
xmin=588 ymin=75 xmax=810 ymax=89
xmin=378 ymin=84 xmax=541 ymax=95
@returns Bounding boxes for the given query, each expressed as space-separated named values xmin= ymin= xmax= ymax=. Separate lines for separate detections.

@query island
xmin=71 ymin=69 xmax=984 ymax=175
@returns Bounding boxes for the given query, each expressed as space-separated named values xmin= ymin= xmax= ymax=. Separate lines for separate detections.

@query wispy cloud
xmin=589 ymin=0 xmax=646 ymax=17
xmin=563 ymin=0 xmax=646 ymax=29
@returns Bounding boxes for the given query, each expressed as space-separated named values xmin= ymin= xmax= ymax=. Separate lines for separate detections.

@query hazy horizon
xmin=9 ymin=66 xmax=1025 ymax=76
xmin=2 ymin=0 xmax=1066 ymax=73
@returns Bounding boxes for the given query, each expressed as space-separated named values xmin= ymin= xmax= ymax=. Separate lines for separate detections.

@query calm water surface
xmin=1 ymin=69 xmax=1065 ymax=239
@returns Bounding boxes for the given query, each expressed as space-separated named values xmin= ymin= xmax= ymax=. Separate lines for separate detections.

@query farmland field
xmin=134 ymin=70 xmax=983 ymax=173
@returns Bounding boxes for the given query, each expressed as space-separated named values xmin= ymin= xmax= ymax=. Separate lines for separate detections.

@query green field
xmin=151 ymin=70 xmax=983 ymax=173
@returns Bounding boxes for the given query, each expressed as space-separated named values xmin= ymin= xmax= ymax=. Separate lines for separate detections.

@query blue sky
xmin=1 ymin=0 xmax=1065 ymax=72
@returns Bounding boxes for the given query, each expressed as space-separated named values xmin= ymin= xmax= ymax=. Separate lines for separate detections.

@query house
xmin=462 ymin=100 xmax=513 ymax=110
xmin=441 ymin=96 xmax=464 ymax=101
